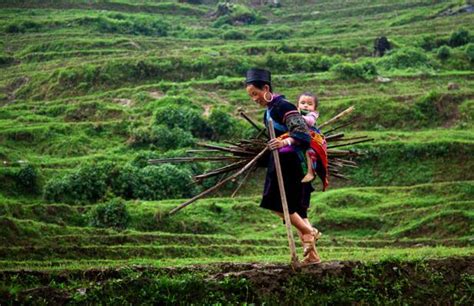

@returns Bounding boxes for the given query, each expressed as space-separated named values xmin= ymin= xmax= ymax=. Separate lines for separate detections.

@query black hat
xmin=245 ymin=68 xmax=271 ymax=84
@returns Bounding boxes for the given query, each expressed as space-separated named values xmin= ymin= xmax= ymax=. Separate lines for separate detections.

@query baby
xmin=297 ymin=92 xmax=320 ymax=183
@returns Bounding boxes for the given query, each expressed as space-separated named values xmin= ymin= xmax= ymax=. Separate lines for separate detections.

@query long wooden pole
xmin=319 ymin=106 xmax=355 ymax=129
xmin=240 ymin=111 xmax=268 ymax=138
xmin=267 ymin=119 xmax=299 ymax=266
xmin=230 ymin=164 xmax=256 ymax=198
xmin=168 ymin=147 xmax=268 ymax=215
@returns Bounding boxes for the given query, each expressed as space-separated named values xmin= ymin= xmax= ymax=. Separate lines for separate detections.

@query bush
xmin=448 ymin=28 xmax=470 ymax=47
xmin=5 ymin=21 xmax=42 ymax=34
xmin=134 ymin=165 xmax=196 ymax=200
xmin=0 ymin=55 xmax=14 ymax=66
xmin=331 ymin=61 xmax=377 ymax=80
xmin=255 ymin=28 xmax=292 ymax=40
xmin=191 ymin=29 xmax=216 ymax=39
xmin=150 ymin=125 xmax=195 ymax=150
xmin=128 ymin=124 xmax=195 ymax=149
xmin=213 ymin=4 xmax=266 ymax=27
xmin=109 ymin=164 xmax=141 ymax=199
xmin=437 ymin=45 xmax=451 ymax=61
xmin=5 ymin=24 xmax=21 ymax=33
xmin=379 ymin=47 xmax=431 ymax=70
xmin=15 ymin=165 xmax=38 ymax=193
xmin=75 ymin=16 xmax=169 ymax=37
xmin=154 ymin=105 xmax=211 ymax=138
xmin=465 ymin=43 xmax=474 ymax=62
xmin=44 ymin=162 xmax=114 ymax=204
xmin=208 ymin=109 xmax=237 ymax=140
xmin=88 ymin=198 xmax=130 ymax=230
xmin=222 ymin=30 xmax=247 ymax=40
xmin=128 ymin=126 xmax=151 ymax=146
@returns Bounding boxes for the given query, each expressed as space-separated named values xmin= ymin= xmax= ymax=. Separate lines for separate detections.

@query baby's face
xmin=298 ymin=95 xmax=316 ymax=112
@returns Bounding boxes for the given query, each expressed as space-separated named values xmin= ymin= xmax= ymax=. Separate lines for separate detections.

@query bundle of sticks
xmin=148 ymin=106 xmax=373 ymax=215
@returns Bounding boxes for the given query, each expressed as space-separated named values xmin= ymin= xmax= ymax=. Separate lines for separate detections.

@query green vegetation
xmin=0 ymin=0 xmax=472 ymax=303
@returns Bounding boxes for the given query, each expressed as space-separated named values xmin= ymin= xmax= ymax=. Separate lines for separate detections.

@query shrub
xmin=134 ymin=165 xmax=196 ymax=200
xmin=222 ymin=30 xmax=247 ymax=40
xmin=255 ymin=28 xmax=292 ymax=40
xmin=465 ymin=43 xmax=474 ymax=62
xmin=379 ymin=47 xmax=431 ymax=70
xmin=128 ymin=126 xmax=151 ymax=146
xmin=191 ymin=29 xmax=216 ymax=39
xmin=109 ymin=164 xmax=141 ymax=199
xmin=315 ymin=55 xmax=343 ymax=71
xmin=213 ymin=4 xmax=266 ymax=27
xmin=331 ymin=61 xmax=377 ymax=80
xmin=154 ymin=105 xmax=211 ymax=138
xmin=15 ymin=164 xmax=38 ymax=193
xmin=448 ymin=28 xmax=470 ymax=47
xmin=88 ymin=197 xmax=130 ymax=230
xmin=437 ymin=45 xmax=451 ymax=61
xmin=44 ymin=162 xmax=114 ymax=204
xmin=149 ymin=125 xmax=195 ymax=150
xmin=75 ymin=16 xmax=169 ymax=37
xmin=5 ymin=24 xmax=21 ymax=33
xmin=208 ymin=109 xmax=237 ymax=140
xmin=5 ymin=21 xmax=42 ymax=34
xmin=0 ymin=55 xmax=14 ymax=66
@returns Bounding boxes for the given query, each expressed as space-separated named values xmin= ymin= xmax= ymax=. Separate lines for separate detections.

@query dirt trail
xmin=1 ymin=257 xmax=472 ymax=304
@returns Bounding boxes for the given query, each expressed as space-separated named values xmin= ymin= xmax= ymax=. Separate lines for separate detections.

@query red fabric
xmin=308 ymin=131 xmax=329 ymax=191
xmin=277 ymin=131 xmax=329 ymax=191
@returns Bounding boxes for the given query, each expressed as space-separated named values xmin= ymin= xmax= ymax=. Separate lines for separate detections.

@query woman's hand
xmin=268 ymin=138 xmax=292 ymax=150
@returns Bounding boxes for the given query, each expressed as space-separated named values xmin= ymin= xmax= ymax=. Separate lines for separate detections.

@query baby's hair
xmin=297 ymin=92 xmax=318 ymax=109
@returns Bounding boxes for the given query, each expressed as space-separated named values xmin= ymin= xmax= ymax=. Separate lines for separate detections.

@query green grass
xmin=0 ymin=3 xmax=472 ymax=303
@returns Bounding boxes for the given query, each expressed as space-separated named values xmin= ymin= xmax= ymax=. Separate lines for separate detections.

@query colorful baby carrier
xmin=307 ymin=127 xmax=329 ymax=191
xmin=266 ymin=109 xmax=329 ymax=191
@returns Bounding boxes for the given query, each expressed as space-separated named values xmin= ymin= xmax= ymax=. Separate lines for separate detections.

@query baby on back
xmin=297 ymin=92 xmax=324 ymax=184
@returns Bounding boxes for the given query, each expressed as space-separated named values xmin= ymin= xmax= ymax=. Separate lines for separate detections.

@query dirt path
xmin=1 ymin=257 xmax=473 ymax=304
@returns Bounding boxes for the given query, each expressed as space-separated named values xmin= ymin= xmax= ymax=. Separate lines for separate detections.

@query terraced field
xmin=0 ymin=0 xmax=473 ymax=304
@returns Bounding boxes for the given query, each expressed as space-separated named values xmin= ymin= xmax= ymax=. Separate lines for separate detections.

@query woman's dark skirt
xmin=260 ymin=151 xmax=314 ymax=218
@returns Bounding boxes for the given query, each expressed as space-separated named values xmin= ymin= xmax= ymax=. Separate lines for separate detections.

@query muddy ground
xmin=1 ymin=256 xmax=473 ymax=304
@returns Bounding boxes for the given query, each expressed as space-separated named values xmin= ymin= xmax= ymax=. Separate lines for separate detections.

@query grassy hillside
xmin=0 ymin=0 xmax=473 ymax=303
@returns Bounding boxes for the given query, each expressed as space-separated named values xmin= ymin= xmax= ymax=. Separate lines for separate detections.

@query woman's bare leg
xmin=273 ymin=212 xmax=313 ymax=236
xmin=273 ymin=212 xmax=320 ymax=262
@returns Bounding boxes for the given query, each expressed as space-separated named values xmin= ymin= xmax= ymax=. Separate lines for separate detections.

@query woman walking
xmin=245 ymin=68 xmax=321 ymax=264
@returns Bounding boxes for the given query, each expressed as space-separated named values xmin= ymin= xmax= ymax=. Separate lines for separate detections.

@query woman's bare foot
xmin=301 ymin=173 xmax=314 ymax=183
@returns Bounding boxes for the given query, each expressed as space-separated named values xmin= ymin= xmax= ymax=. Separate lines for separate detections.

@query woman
xmin=245 ymin=68 xmax=321 ymax=264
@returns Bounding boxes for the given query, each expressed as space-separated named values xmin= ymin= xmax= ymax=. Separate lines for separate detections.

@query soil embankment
xmin=1 ymin=256 xmax=472 ymax=304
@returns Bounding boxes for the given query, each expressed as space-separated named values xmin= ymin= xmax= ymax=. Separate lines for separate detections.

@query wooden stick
xmin=328 ymin=138 xmax=374 ymax=149
xmin=323 ymin=119 xmax=356 ymax=135
xmin=319 ymin=106 xmax=355 ymax=129
xmin=268 ymin=119 xmax=299 ymax=266
xmin=194 ymin=160 xmax=248 ymax=180
xmin=330 ymin=172 xmax=349 ymax=180
xmin=240 ymin=111 xmax=264 ymax=132
xmin=231 ymin=164 xmax=256 ymax=198
xmin=328 ymin=136 xmax=368 ymax=142
xmin=256 ymin=128 xmax=268 ymax=139
xmin=186 ymin=149 xmax=222 ymax=154
xmin=240 ymin=111 xmax=268 ymax=138
xmin=197 ymin=143 xmax=255 ymax=155
xmin=148 ymin=156 xmax=246 ymax=164
xmin=168 ymin=147 xmax=269 ymax=215
xmin=325 ymin=132 xmax=345 ymax=141
xmin=327 ymin=149 xmax=359 ymax=156
xmin=333 ymin=158 xmax=357 ymax=166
